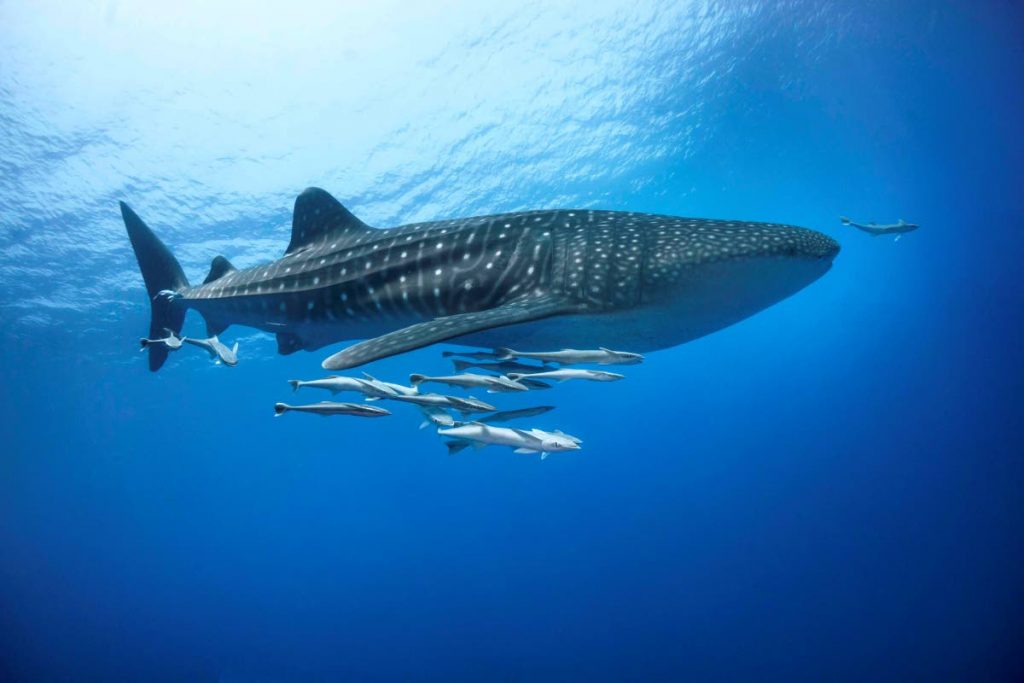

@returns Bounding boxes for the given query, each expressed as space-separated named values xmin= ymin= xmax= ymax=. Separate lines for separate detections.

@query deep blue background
xmin=2 ymin=2 xmax=1022 ymax=681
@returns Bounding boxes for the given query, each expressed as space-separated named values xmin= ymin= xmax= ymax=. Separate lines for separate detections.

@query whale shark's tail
xmin=121 ymin=202 xmax=189 ymax=372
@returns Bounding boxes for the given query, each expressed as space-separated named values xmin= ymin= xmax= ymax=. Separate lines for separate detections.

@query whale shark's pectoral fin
xmin=321 ymin=295 xmax=577 ymax=370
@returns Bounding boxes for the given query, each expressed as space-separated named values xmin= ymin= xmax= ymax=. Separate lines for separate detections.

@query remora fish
xmin=495 ymin=347 xmax=643 ymax=365
xmin=438 ymin=422 xmax=581 ymax=457
xmin=273 ymin=401 xmax=391 ymax=417
xmin=476 ymin=405 xmax=556 ymax=424
xmin=409 ymin=372 xmax=528 ymax=393
xmin=388 ymin=393 xmax=496 ymax=415
xmin=182 ymin=335 xmax=238 ymax=366
xmin=140 ymin=329 xmax=184 ymax=351
xmin=506 ymin=369 xmax=624 ymax=383
xmin=357 ymin=372 xmax=419 ymax=400
xmin=418 ymin=406 xmax=456 ymax=429
xmin=441 ymin=350 xmax=507 ymax=361
xmin=121 ymin=187 xmax=838 ymax=372
xmin=287 ymin=375 xmax=377 ymax=396
xmin=450 ymin=359 xmax=551 ymax=374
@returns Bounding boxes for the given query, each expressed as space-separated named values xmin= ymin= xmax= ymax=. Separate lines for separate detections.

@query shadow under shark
xmin=122 ymin=188 xmax=839 ymax=372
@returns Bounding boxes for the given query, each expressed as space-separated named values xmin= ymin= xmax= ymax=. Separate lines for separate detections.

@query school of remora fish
xmin=144 ymin=334 xmax=640 ymax=458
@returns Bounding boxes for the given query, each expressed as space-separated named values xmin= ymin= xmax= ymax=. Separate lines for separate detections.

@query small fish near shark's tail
xmin=121 ymin=202 xmax=189 ymax=372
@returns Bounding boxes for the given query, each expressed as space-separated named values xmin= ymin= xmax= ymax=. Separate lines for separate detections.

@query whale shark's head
xmin=645 ymin=220 xmax=839 ymax=342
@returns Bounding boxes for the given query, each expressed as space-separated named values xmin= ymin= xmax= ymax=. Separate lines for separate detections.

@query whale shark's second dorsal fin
xmin=203 ymin=255 xmax=237 ymax=284
xmin=286 ymin=187 xmax=374 ymax=255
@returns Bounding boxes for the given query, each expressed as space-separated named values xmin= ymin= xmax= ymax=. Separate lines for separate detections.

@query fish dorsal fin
xmin=553 ymin=429 xmax=581 ymax=444
xmin=203 ymin=255 xmax=237 ymax=284
xmin=286 ymin=187 xmax=373 ymax=255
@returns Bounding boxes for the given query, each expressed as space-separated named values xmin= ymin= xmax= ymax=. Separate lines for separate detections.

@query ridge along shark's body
xmin=122 ymin=187 xmax=839 ymax=372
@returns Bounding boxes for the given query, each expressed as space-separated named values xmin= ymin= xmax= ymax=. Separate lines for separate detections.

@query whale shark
xmin=121 ymin=187 xmax=839 ymax=372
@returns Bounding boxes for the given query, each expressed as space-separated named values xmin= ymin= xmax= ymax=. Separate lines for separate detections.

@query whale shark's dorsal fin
xmin=286 ymin=187 xmax=373 ymax=255
xmin=322 ymin=294 xmax=577 ymax=370
xmin=203 ymin=255 xmax=237 ymax=284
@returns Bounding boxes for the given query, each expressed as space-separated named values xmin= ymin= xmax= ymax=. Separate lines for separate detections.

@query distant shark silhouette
xmin=122 ymin=187 xmax=839 ymax=371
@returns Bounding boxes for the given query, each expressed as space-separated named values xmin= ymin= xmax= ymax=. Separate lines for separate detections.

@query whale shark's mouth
xmin=805 ymin=230 xmax=841 ymax=262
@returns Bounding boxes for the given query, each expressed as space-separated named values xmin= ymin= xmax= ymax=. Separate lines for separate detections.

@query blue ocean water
xmin=2 ymin=1 xmax=1022 ymax=680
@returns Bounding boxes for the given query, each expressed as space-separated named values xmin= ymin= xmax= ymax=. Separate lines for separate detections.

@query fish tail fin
xmin=121 ymin=201 xmax=189 ymax=372
xmin=409 ymin=373 xmax=426 ymax=386
xmin=446 ymin=440 xmax=470 ymax=455
xmin=274 ymin=403 xmax=288 ymax=416
xmin=288 ymin=380 xmax=301 ymax=392
xmin=139 ymin=338 xmax=150 ymax=349
xmin=441 ymin=351 xmax=455 ymax=357
xmin=839 ymin=216 xmax=851 ymax=225
xmin=506 ymin=373 xmax=523 ymax=381
xmin=452 ymin=359 xmax=474 ymax=372
xmin=495 ymin=347 xmax=515 ymax=360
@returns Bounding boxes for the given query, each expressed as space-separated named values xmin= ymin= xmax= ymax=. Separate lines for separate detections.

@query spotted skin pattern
xmin=164 ymin=188 xmax=839 ymax=369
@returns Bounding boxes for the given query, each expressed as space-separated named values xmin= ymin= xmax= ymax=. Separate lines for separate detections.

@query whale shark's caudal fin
xmin=121 ymin=202 xmax=189 ymax=372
